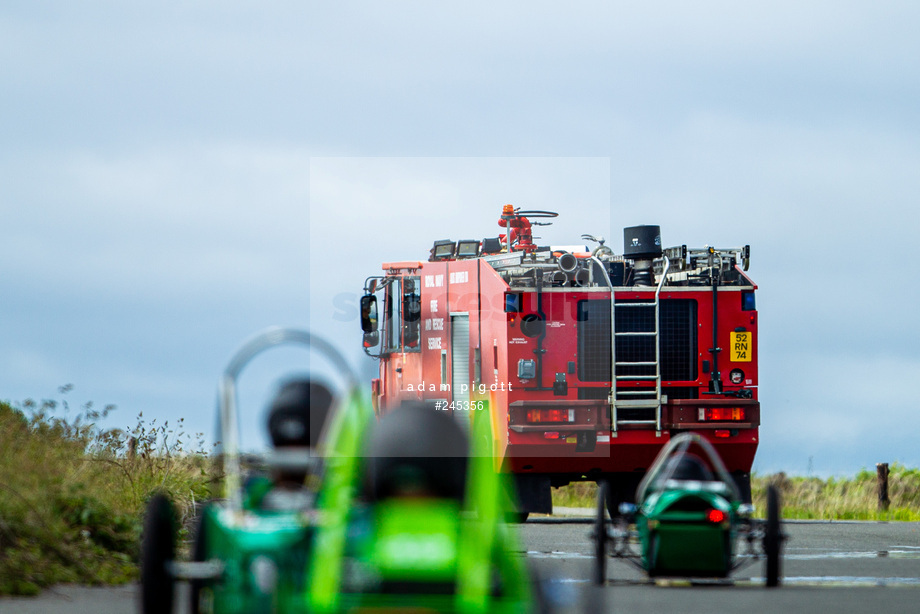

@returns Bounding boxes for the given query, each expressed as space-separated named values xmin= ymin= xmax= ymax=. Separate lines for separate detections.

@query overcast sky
xmin=3 ymin=2 xmax=919 ymax=475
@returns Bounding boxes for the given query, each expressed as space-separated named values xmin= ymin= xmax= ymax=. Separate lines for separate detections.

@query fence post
xmin=877 ymin=462 xmax=890 ymax=512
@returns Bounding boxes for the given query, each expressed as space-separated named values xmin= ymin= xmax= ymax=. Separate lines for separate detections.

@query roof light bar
xmin=456 ymin=239 xmax=480 ymax=258
xmin=430 ymin=240 xmax=456 ymax=261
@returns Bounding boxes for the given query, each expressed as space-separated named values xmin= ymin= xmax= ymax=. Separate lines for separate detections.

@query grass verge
xmin=553 ymin=467 xmax=920 ymax=521
xmin=0 ymin=388 xmax=213 ymax=596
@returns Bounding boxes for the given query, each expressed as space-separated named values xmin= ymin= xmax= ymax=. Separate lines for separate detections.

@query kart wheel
xmin=594 ymin=481 xmax=609 ymax=586
xmin=763 ymin=484 xmax=783 ymax=587
xmin=141 ymin=493 xmax=177 ymax=614
xmin=603 ymin=483 xmax=618 ymax=521
xmin=189 ymin=505 xmax=209 ymax=614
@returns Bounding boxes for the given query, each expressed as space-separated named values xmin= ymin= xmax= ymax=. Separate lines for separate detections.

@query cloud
xmin=3 ymin=1 xmax=920 ymax=472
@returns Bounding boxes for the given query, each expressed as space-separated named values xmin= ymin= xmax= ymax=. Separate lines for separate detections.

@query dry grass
xmin=553 ymin=467 xmax=920 ymax=521
xmin=552 ymin=481 xmax=598 ymax=509
xmin=0 ymin=390 xmax=214 ymax=595
xmin=755 ymin=468 xmax=920 ymax=521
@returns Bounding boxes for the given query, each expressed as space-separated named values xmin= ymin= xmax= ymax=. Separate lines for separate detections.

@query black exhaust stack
xmin=623 ymin=225 xmax=662 ymax=286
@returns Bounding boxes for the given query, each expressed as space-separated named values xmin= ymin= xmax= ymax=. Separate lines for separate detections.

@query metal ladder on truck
xmin=610 ymin=258 xmax=670 ymax=435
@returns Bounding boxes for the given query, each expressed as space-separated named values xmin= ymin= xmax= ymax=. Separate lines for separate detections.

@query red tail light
xmin=526 ymin=409 xmax=574 ymax=423
xmin=707 ymin=509 xmax=726 ymax=523
xmin=700 ymin=407 xmax=745 ymax=421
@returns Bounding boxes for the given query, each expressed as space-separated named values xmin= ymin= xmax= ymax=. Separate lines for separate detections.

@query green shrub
xmin=0 ymin=388 xmax=214 ymax=596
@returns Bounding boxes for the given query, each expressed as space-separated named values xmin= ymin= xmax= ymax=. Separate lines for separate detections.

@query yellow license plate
xmin=730 ymin=332 xmax=751 ymax=362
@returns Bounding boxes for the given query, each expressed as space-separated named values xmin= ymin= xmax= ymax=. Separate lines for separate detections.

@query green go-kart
xmin=593 ymin=432 xmax=785 ymax=587
xmin=140 ymin=327 xmax=547 ymax=614
xmin=140 ymin=327 xmax=367 ymax=614
xmin=305 ymin=399 xmax=547 ymax=614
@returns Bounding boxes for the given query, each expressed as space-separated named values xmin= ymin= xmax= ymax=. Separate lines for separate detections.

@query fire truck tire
xmin=732 ymin=471 xmax=753 ymax=504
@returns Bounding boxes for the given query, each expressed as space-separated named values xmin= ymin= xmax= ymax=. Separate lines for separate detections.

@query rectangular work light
xmin=456 ymin=239 xmax=480 ymax=258
xmin=430 ymin=240 xmax=456 ymax=261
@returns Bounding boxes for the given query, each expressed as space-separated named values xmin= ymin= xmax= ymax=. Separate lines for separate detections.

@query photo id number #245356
xmin=434 ymin=400 xmax=485 ymax=411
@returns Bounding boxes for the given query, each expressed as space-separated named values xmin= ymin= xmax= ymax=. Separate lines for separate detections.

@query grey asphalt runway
xmin=1 ymin=519 xmax=917 ymax=613
xmin=524 ymin=517 xmax=920 ymax=613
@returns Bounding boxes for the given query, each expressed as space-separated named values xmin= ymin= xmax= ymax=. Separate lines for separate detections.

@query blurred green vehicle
xmin=306 ymin=399 xmax=544 ymax=614
xmin=593 ymin=432 xmax=784 ymax=587
xmin=139 ymin=327 xmax=546 ymax=614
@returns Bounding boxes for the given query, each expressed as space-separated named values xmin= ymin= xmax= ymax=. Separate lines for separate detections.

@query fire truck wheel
xmin=732 ymin=471 xmax=753 ymax=504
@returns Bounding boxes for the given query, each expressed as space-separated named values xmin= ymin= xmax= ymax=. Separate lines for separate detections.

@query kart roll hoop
xmin=218 ymin=327 xmax=361 ymax=515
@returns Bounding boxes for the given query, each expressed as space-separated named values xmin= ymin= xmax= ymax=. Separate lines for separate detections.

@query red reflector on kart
xmin=526 ymin=409 xmax=574 ymax=423
xmin=707 ymin=509 xmax=726 ymax=523
xmin=543 ymin=431 xmax=560 ymax=439
xmin=713 ymin=429 xmax=731 ymax=438
xmin=699 ymin=407 xmax=745 ymax=421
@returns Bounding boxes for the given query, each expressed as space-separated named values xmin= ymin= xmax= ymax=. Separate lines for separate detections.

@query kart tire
xmin=141 ymin=493 xmax=177 ymax=614
xmin=594 ymin=481 xmax=608 ymax=586
xmin=603 ymin=485 xmax=618 ymax=522
xmin=764 ymin=484 xmax=782 ymax=588
xmin=189 ymin=505 xmax=209 ymax=614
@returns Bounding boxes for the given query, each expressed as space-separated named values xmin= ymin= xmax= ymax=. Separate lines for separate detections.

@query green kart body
xmin=192 ymin=505 xmax=311 ymax=614
xmin=140 ymin=328 xmax=541 ymax=614
xmin=593 ymin=432 xmax=784 ymax=587
xmin=193 ymin=502 xmax=315 ymax=614
xmin=305 ymin=404 xmax=536 ymax=614
xmin=636 ymin=481 xmax=738 ymax=577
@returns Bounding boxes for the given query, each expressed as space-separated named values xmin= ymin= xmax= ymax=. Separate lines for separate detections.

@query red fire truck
xmin=359 ymin=206 xmax=759 ymax=518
